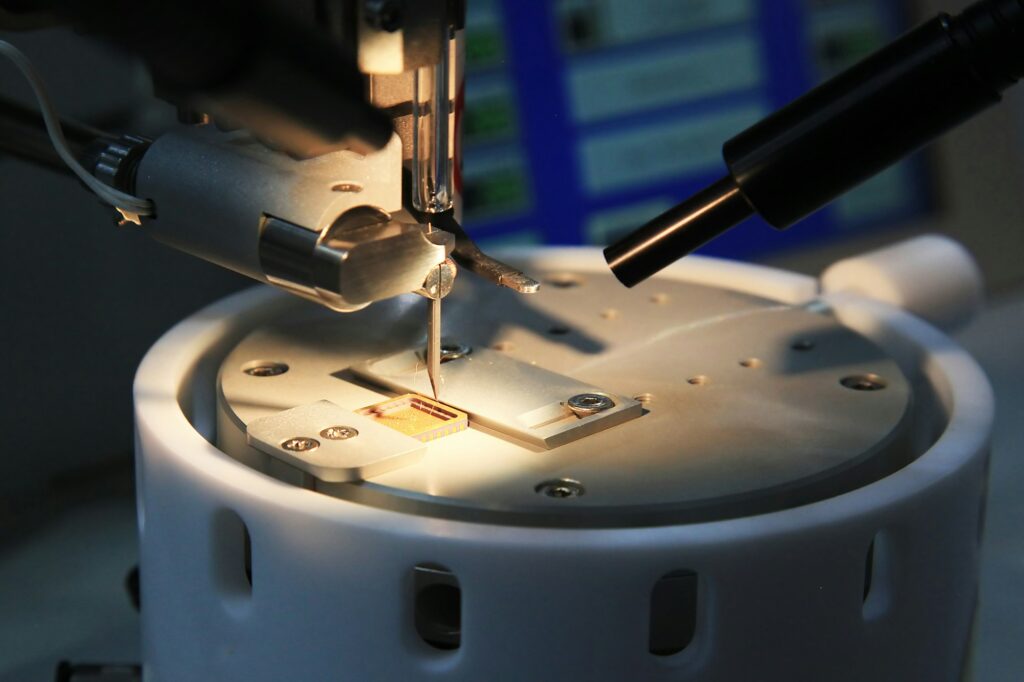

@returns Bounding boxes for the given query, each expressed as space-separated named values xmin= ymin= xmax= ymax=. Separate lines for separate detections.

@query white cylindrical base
xmin=135 ymin=250 xmax=992 ymax=682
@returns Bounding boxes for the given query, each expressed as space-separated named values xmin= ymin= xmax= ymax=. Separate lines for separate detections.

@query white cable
xmin=0 ymin=40 xmax=154 ymax=218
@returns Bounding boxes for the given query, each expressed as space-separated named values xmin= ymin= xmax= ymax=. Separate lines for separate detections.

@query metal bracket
xmin=353 ymin=348 xmax=643 ymax=449
xmin=246 ymin=400 xmax=426 ymax=482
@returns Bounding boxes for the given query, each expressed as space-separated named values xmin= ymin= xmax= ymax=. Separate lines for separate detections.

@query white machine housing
xmin=134 ymin=241 xmax=992 ymax=681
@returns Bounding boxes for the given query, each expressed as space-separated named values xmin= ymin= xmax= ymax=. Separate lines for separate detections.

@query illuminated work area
xmin=1 ymin=1 xmax=1023 ymax=680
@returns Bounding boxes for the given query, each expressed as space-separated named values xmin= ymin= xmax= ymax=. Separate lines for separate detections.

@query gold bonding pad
xmin=358 ymin=394 xmax=468 ymax=442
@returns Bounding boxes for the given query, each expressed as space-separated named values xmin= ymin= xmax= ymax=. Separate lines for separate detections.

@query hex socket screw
xmin=282 ymin=437 xmax=320 ymax=452
xmin=566 ymin=393 xmax=615 ymax=417
xmin=321 ymin=426 xmax=359 ymax=441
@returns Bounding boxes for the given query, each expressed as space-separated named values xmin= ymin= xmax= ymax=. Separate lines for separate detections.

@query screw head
xmin=440 ymin=342 xmax=472 ymax=363
xmin=535 ymin=478 xmax=585 ymax=498
xmin=840 ymin=374 xmax=887 ymax=391
xmin=282 ymin=437 xmax=319 ymax=452
xmin=320 ymin=426 xmax=359 ymax=441
xmin=421 ymin=258 xmax=457 ymax=299
xmin=566 ymin=393 xmax=615 ymax=416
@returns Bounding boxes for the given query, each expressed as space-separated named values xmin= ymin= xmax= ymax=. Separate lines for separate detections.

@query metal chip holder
xmin=353 ymin=348 xmax=642 ymax=449
xmin=246 ymin=400 xmax=427 ymax=483
xmin=242 ymin=348 xmax=641 ymax=481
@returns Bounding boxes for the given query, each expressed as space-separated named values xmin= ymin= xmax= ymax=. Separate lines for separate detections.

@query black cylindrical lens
xmin=604 ymin=177 xmax=753 ymax=288
xmin=603 ymin=0 xmax=1023 ymax=288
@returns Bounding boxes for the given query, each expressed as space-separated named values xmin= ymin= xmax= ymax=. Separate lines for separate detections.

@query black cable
xmin=0 ymin=93 xmax=114 ymax=174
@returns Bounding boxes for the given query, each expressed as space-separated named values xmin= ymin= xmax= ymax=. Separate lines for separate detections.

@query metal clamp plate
xmin=246 ymin=400 xmax=426 ymax=482
xmin=353 ymin=348 xmax=643 ymax=449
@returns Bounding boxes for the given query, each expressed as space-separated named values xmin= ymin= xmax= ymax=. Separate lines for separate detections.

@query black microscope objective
xmin=605 ymin=0 xmax=1024 ymax=288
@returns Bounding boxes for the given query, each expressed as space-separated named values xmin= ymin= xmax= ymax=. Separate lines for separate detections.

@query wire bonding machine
xmin=1 ymin=1 xmax=1022 ymax=680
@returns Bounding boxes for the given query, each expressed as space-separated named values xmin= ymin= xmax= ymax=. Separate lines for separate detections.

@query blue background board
xmin=459 ymin=0 xmax=935 ymax=259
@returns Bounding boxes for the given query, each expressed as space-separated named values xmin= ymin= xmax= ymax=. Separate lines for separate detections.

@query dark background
xmin=0 ymin=1 xmax=1022 ymax=678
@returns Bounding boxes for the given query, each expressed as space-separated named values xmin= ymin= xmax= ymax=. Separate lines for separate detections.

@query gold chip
xmin=357 ymin=394 xmax=468 ymax=442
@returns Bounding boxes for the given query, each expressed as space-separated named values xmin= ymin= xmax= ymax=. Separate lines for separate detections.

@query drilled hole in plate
xmin=634 ymin=393 xmax=655 ymax=404
xmin=687 ymin=376 xmax=709 ymax=386
xmin=535 ymin=478 xmax=585 ymax=498
xmin=791 ymin=339 xmax=816 ymax=351
xmin=841 ymin=374 xmax=887 ymax=391
xmin=492 ymin=341 xmax=515 ymax=352
xmin=601 ymin=308 xmax=620 ymax=320
xmin=242 ymin=361 xmax=288 ymax=377
xmin=650 ymin=293 xmax=670 ymax=304
xmin=739 ymin=358 xmax=762 ymax=369
xmin=331 ymin=181 xmax=363 ymax=193
xmin=545 ymin=273 xmax=584 ymax=288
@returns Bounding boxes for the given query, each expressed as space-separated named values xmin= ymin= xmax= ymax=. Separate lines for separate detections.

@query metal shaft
xmin=411 ymin=58 xmax=453 ymax=214
xmin=412 ymin=29 xmax=455 ymax=400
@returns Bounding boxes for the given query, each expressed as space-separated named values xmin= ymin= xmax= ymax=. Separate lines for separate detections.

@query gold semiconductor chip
xmin=357 ymin=394 xmax=468 ymax=442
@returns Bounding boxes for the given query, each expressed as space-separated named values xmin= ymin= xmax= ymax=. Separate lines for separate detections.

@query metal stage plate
xmin=218 ymin=270 xmax=912 ymax=527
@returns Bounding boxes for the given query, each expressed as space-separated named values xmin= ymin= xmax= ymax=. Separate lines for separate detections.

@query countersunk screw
xmin=440 ymin=342 xmax=472 ymax=363
xmin=840 ymin=374 xmax=887 ymax=391
xmin=321 ymin=426 xmax=359 ymax=441
xmin=535 ymin=478 xmax=585 ymax=498
xmin=282 ymin=437 xmax=319 ymax=452
xmin=244 ymin=362 xmax=288 ymax=377
xmin=566 ymin=393 xmax=615 ymax=416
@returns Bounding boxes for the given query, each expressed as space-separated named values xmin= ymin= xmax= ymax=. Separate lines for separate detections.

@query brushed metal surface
xmin=246 ymin=400 xmax=425 ymax=482
xmin=354 ymin=347 xmax=642 ymax=448
xmin=218 ymin=270 xmax=913 ymax=527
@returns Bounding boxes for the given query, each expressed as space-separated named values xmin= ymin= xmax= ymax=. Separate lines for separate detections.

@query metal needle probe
xmin=427 ymin=263 xmax=442 ymax=400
